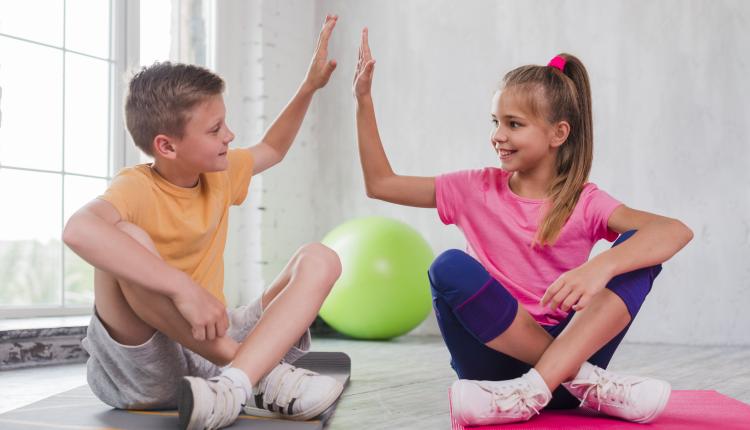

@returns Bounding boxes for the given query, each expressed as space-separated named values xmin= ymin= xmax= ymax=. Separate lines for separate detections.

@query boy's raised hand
xmin=304 ymin=14 xmax=338 ymax=90
xmin=353 ymin=27 xmax=376 ymax=99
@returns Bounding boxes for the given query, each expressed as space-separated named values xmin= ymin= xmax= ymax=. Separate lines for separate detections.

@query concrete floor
xmin=1 ymin=336 xmax=748 ymax=429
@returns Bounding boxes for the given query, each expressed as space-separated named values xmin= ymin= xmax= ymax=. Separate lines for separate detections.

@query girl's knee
xmin=612 ymin=229 xmax=637 ymax=247
xmin=428 ymin=249 xmax=478 ymax=288
xmin=429 ymin=249 xmax=483 ymax=294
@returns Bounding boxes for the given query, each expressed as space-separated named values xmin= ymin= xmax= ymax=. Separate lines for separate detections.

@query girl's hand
xmin=353 ymin=27 xmax=376 ymax=99
xmin=540 ymin=260 xmax=613 ymax=312
xmin=304 ymin=15 xmax=338 ymax=91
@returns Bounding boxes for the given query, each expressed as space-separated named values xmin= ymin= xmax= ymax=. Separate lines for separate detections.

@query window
xmin=0 ymin=0 xmax=214 ymax=318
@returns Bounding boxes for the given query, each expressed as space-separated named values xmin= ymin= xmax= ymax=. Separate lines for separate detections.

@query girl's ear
xmin=550 ymin=120 xmax=570 ymax=148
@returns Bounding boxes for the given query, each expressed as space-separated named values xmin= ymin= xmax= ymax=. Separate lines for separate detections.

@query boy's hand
xmin=304 ymin=14 xmax=338 ymax=90
xmin=353 ymin=27 xmax=376 ymax=99
xmin=172 ymin=279 xmax=229 ymax=341
xmin=540 ymin=259 xmax=613 ymax=313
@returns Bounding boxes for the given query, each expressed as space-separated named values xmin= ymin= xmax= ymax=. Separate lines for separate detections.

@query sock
xmin=220 ymin=367 xmax=253 ymax=402
xmin=571 ymin=361 xmax=596 ymax=382
xmin=525 ymin=368 xmax=553 ymax=400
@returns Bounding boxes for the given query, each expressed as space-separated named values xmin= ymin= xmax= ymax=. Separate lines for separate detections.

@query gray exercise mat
xmin=0 ymin=351 xmax=351 ymax=430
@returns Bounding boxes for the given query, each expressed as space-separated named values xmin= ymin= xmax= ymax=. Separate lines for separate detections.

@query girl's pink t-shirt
xmin=435 ymin=168 xmax=622 ymax=326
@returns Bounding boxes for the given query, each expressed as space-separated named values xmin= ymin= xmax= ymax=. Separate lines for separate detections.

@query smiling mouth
xmin=496 ymin=147 xmax=517 ymax=159
xmin=494 ymin=143 xmax=516 ymax=158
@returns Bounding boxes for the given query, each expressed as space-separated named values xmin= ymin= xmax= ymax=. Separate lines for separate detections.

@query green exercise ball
xmin=320 ymin=217 xmax=434 ymax=339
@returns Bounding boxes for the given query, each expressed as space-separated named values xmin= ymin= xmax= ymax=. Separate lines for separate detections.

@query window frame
xmin=0 ymin=0 xmax=140 ymax=318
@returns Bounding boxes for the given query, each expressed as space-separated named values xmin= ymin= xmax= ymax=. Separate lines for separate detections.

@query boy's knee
xmin=116 ymin=221 xmax=159 ymax=256
xmin=297 ymin=242 xmax=342 ymax=283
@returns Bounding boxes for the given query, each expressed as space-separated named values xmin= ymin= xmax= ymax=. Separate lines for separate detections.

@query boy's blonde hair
xmin=502 ymin=54 xmax=593 ymax=246
xmin=125 ymin=62 xmax=225 ymax=156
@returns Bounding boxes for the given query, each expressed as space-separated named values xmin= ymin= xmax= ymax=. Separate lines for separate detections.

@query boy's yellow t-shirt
xmin=98 ymin=148 xmax=254 ymax=304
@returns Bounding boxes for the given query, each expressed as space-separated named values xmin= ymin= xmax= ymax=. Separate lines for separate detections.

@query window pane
xmin=0 ymin=169 xmax=62 ymax=306
xmin=0 ymin=0 xmax=63 ymax=47
xmin=66 ymin=0 xmax=110 ymax=58
xmin=140 ymin=0 xmax=173 ymax=66
xmin=64 ymin=53 xmax=109 ymax=177
xmin=63 ymin=175 xmax=106 ymax=307
xmin=0 ymin=37 xmax=63 ymax=171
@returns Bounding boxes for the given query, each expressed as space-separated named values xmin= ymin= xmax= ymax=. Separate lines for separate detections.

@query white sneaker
xmin=178 ymin=375 xmax=244 ymax=430
xmin=563 ymin=362 xmax=671 ymax=423
xmin=450 ymin=369 xmax=552 ymax=426
xmin=243 ymin=362 xmax=344 ymax=421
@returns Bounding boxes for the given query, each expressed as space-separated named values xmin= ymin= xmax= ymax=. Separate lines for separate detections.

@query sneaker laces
xmin=569 ymin=368 xmax=642 ymax=411
xmin=255 ymin=362 xmax=318 ymax=411
xmin=475 ymin=379 xmax=545 ymax=417
xmin=206 ymin=376 xmax=243 ymax=429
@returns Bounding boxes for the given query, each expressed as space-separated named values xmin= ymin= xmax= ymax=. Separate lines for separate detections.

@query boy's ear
xmin=153 ymin=134 xmax=177 ymax=159
xmin=550 ymin=120 xmax=570 ymax=148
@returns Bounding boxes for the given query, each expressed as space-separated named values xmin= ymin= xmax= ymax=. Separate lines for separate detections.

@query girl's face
xmin=489 ymin=89 xmax=562 ymax=173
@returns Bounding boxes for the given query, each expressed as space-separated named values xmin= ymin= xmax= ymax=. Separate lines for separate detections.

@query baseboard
xmin=0 ymin=325 xmax=88 ymax=370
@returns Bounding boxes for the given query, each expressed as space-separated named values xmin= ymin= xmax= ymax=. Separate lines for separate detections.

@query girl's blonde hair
xmin=502 ymin=53 xmax=593 ymax=246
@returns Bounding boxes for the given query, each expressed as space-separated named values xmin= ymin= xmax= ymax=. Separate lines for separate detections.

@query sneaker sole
xmin=450 ymin=382 xmax=469 ymax=426
xmin=634 ymin=381 xmax=672 ymax=424
xmin=177 ymin=378 xmax=195 ymax=430
xmin=244 ymin=382 xmax=345 ymax=421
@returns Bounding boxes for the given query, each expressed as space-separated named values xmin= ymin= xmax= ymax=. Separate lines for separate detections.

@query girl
xmin=352 ymin=28 xmax=693 ymax=426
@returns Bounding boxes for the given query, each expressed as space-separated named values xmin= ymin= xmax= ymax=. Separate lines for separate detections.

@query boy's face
xmin=175 ymin=94 xmax=234 ymax=173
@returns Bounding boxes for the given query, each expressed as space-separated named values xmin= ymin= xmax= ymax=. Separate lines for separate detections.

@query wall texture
xmin=218 ymin=0 xmax=750 ymax=345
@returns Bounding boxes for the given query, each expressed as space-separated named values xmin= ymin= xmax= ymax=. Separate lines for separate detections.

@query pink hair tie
xmin=548 ymin=56 xmax=566 ymax=72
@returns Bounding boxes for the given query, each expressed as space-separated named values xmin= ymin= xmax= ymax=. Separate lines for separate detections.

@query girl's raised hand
xmin=304 ymin=14 xmax=338 ymax=90
xmin=353 ymin=27 xmax=376 ymax=99
xmin=540 ymin=260 xmax=613 ymax=313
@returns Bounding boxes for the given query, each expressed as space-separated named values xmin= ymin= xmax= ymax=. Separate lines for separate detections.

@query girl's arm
xmin=541 ymin=205 xmax=693 ymax=312
xmin=354 ymin=28 xmax=436 ymax=208
xmin=591 ymin=205 xmax=693 ymax=277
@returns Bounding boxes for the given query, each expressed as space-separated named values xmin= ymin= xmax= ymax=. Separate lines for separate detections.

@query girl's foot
xmin=451 ymin=368 xmax=552 ymax=426
xmin=563 ymin=362 xmax=671 ymax=423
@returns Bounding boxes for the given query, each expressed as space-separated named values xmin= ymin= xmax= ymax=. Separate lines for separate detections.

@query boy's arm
xmin=63 ymin=199 xmax=229 ymax=340
xmin=248 ymin=14 xmax=339 ymax=175
xmin=354 ymin=28 xmax=436 ymax=208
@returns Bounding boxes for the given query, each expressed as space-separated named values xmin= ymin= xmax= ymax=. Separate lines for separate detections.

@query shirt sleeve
xmin=227 ymin=148 xmax=254 ymax=206
xmin=98 ymin=168 xmax=151 ymax=222
xmin=435 ymin=170 xmax=478 ymax=225
xmin=581 ymin=184 xmax=623 ymax=242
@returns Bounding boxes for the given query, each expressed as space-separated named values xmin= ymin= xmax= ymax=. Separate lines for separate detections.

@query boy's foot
xmin=243 ymin=362 xmax=344 ymax=421
xmin=178 ymin=375 xmax=245 ymax=430
xmin=563 ymin=362 xmax=671 ymax=423
xmin=450 ymin=368 xmax=552 ymax=426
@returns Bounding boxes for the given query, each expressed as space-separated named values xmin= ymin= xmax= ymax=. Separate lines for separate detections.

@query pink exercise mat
xmin=449 ymin=390 xmax=750 ymax=429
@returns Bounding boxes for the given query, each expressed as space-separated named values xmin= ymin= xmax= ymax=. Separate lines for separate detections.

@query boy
xmin=63 ymin=15 xmax=343 ymax=430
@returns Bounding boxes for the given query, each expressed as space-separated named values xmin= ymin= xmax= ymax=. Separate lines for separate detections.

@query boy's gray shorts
xmin=81 ymin=296 xmax=311 ymax=409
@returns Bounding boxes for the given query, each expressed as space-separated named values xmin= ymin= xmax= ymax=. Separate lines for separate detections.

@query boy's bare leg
xmin=94 ymin=221 xmax=238 ymax=365
xmin=231 ymin=242 xmax=341 ymax=384
xmin=97 ymin=221 xmax=340 ymax=384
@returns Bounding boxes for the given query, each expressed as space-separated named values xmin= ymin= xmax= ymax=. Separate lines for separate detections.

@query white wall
xmin=218 ymin=0 xmax=750 ymax=346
